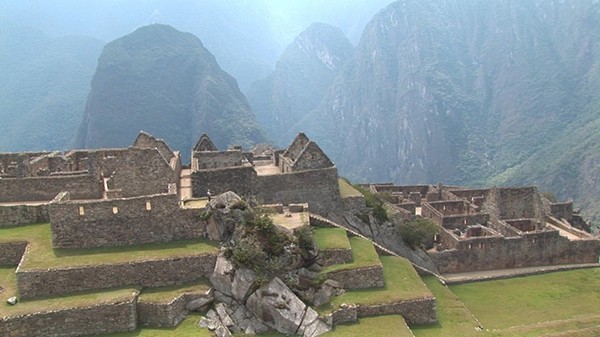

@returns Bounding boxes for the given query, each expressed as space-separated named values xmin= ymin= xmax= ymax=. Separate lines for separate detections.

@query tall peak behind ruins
xmin=74 ymin=24 xmax=267 ymax=160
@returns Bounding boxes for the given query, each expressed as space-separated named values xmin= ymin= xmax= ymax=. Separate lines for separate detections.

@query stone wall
xmin=483 ymin=187 xmax=544 ymax=222
xmin=550 ymin=202 xmax=573 ymax=221
xmin=327 ymin=266 xmax=384 ymax=289
xmin=0 ymin=241 xmax=27 ymax=265
xmin=317 ymin=249 xmax=352 ymax=267
xmin=356 ymin=297 xmax=437 ymax=325
xmin=191 ymin=166 xmax=340 ymax=215
xmin=256 ymin=167 xmax=340 ymax=215
xmin=0 ymin=174 xmax=101 ymax=202
xmin=50 ymin=193 xmax=206 ymax=248
xmin=16 ymin=254 xmax=217 ymax=299
xmin=431 ymin=230 xmax=599 ymax=273
xmin=0 ymin=204 xmax=49 ymax=227
xmin=138 ymin=291 xmax=210 ymax=327
xmin=109 ymin=148 xmax=177 ymax=198
xmin=194 ymin=151 xmax=245 ymax=170
xmin=342 ymin=195 xmax=366 ymax=212
xmin=191 ymin=166 xmax=256 ymax=198
xmin=0 ymin=295 xmax=137 ymax=337
xmin=137 ymin=295 xmax=188 ymax=327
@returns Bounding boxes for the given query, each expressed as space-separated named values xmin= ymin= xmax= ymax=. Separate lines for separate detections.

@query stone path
xmin=441 ymin=263 xmax=600 ymax=285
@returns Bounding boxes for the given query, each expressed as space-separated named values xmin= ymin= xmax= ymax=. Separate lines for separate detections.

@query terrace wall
xmin=0 ymin=241 xmax=27 ymax=265
xmin=50 ymin=193 xmax=206 ymax=248
xmin=0 ymin=204 xmax=49 ymax=227
xmin=327 ymin=266 xmax=384 ymax=289
xmin=0 ymin=295 xmax=137 ymax=337
xmin=16 ymin=254 xmax=217 ymax=299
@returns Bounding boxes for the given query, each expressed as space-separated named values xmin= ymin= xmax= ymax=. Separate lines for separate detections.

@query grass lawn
xmin=100 ymin=313 xmax=214 ymax=337
xmin=0 ymin=223 xmax=219 ymax=270
xmin=322 ymin=236 xmax=381 ymax=273
xmin=412 ymin=275 xmax=483 ymax=337
xmin=450 ymin=268 xmax=600 ymax=331
xmin=322 ymin=256 xmax=432 ymax=314
xmin=139 ymin=280 xmax=211 ymax=303
xmin=183 ymin=198 xmax=209 ymax=209
xmin=338 ymin=178 xmax=362 ymax=198
xmin=314 ymin=227 xmax=350 ymax=251
xmin=324 ymin=315 xmax=414 ymax=337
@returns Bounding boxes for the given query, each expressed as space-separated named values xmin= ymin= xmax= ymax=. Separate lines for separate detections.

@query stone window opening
xmin=468 ymin=243 xmax=473 ymax=250
xmin=112 ymin=206 xmax=119 ymax=214
xmin=479 ymin=242 xmax=484 ymax=249
xmin=79 ymin=206 xmax=85 ymax=216
xmin=146 ymin=201 xmax=152 ymax=211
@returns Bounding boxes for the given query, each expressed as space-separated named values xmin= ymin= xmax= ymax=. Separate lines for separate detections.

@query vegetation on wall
xmin=396 ymin=218 xmax=439 ymax=250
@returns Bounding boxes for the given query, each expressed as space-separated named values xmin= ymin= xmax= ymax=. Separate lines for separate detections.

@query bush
xmin=397 ymin=218 xmax=439 ymax=250
xmin=295 ymin=226 xmax=315 ymax=251
xmin=354 ymin=185 xmax=389 ymax=222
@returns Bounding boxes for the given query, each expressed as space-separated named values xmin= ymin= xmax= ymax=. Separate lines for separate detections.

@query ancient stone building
xmin=190 ymin=133 xmax=340 ymax=215
xmin=369 ymin=184 xmax=600 ymax=274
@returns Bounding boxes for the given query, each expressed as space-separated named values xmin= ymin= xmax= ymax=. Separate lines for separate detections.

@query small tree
xmin=397 ymin=218 xmax=439 ymax=250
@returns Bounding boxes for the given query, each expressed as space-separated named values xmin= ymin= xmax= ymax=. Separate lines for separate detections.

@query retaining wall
xmin=0 ymin=241 xmax=27 ymax=265
xmin=16 ymin=254 xmax=217 ymax=299
xmin=0 ymin=204 xmax=49 ymax=227
xmin=327 ymin=265 xmax=384 ymax=289
xmin=0 ymin=295 xmax=137 ymax=337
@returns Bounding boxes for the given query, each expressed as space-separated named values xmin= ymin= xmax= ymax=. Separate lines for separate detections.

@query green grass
xmin=0 ymin=223 xmax=219 ymax=270
xmin=322 ymin=256 xmax=432 ymax=314
xmin=338 ymin=178 xmax=362 ymax=198
xmin=412 ymin=275 xmax=483 ymax=337
xmin=450 ymin=268 xmax=600 ymax=331
xmin=323 ymin=315 xmax=414 ymax=336
xmin=314 ymin=227 xmax=350 ymax=251
xmin=322 ymin=236 xmax=381 ymax=273
xmin=138 ymin=280 xmax=211 ymax=303
xmin=415 ymin=269 xmax=600 ymax=337
xmin=100 ymin=312 xmax=214 ymax=337
xmin=0 ymin=267 xmax=138 ymax=318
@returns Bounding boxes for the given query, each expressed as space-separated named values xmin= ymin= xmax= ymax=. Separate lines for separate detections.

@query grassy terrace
xmin=451 ymin=268 xmax=600 ymax=335
xmin=0 ymin=223 xmax=219 ymax=270
xmin=415 ymin=268 xmax=600 ymax=337
xmin=323 ymin=315 xmax=414 ymax=337
xmin=138 ymin=280 xmax=211 ymax=303
xmin=314 ymin=227 xmax=350 ymax=251
xmin=319 ymin=256 xmax=432 ymax=315
xmin=321 ymin=236 xmax=381 ymax=274
xmin=0 ymin=266 xmax=138 ymax=318
xmin=338 ymin=178 xmax=362 ymax=198
xmin=101 ymin=313 xmax=213 ymax=337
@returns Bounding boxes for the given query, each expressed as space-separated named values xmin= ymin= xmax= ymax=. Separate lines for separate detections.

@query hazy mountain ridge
xmin=247 ymin=22 xmax=354 ymax=146
xmin=75 ymin=24 xmax=266 ymax=158
xmin=266 ymin=0 xmax=600 ymax=222
xmin=0 ymin=19 xmax=103 ymax=152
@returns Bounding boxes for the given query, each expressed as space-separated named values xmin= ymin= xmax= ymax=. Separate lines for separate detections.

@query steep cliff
xmin=297 ymin=0 xmax=600 ymax=223
xmin=75 ymin=24 xmax=266 ymax=158
xmin=247 ymin=23 xmax=354 ymax=146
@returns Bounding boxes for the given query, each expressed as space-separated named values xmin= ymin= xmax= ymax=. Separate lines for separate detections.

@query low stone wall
xmin=16 ymin=254 xmax=217 ymax=299
xmin=0 ymin=204 xmax=49 ymax=227
xmin=0 ymin=241 xmax=27 ymax=266
xmin=317 ymin=249 xmax=352 ymax=267
xmin=138 ymin=291 xmax=211 ymax=327
xmin=0 ymin=295 xmax=138 ymax=337
xmin=0 ymin=174 xmax=101 ymax=202
xmin=327 ymin=266 xmax=384 ymax=289
xmin=356 ymin=297 xmax=436 ymax=325
xmin=138 ymin=295 xmax=187 ymax=327
xmin=50 ymin=193 xmax=207 ymax=248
